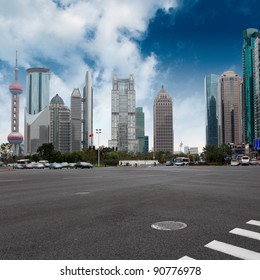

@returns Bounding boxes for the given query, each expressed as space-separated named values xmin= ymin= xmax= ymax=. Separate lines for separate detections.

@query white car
xmin=241 ymin=156 xmax=250 ymax=166
xmin=230 ymin=159 xmax=240 ymax=166
xmin=250 ymin=158 xmax=259 ymax=166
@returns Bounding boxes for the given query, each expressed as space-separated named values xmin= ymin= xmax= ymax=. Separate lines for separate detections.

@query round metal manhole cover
xmin=151 ymin=221 xmax=187 ymax=231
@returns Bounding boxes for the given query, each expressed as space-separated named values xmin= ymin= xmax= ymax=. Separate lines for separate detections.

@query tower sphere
xmin=9 ymin=81 xmax=23 ymax=94
xmin=7 ymin=132 xmax=23 ymax=145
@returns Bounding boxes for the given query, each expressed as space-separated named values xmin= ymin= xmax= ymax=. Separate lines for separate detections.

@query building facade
xmin=136 ymin=107 xmax=145 ymax=153
xmin=24 ymin=68 xmax=51 ymax=154
xmin=218 ymin=71 xmax=242 ymax=145
xmin=71 ymin=88 xmax=82 ymax=151
xmin=49 ymin=94 xmax=71 ymax=152
xmin=242 ymin=28 xmax=259 ymax=145
xmin=82 ymin=70 xmax=93 ymax=150
xmin=254 ymin=36 xmax=260 ymax=139
xmin=108 ymin=74 xmax=138 ymax=152
xmin=205 ymin=74 xmax=219 ymax=146
xmin=153 ymin=86 xmax=173 ymax=153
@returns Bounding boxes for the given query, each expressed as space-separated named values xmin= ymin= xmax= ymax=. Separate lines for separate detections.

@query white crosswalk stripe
xmin=246 ymin=220 xmax=260 ymax=227
xmin=178 ymin=255 xmax=195 ymax=260
xmin=230 ymin=228 xmax=260 ymax=241
xmin=205 ymin=240 xmax=260 ymax=260
xmin=178 ymin=219 xmax=260 ymax=260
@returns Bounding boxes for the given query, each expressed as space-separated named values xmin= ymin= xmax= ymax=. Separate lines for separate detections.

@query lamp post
xmin=96 ymin=129 xmax=101 ymax=167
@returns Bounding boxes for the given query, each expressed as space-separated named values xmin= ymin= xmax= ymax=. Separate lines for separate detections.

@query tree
xmin=0 ymin=143 xmax=12 ymax=161
xmin=37 ymin=143 xmax=54 ymax=161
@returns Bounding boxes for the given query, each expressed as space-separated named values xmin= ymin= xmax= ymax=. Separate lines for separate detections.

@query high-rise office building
xmin=24 ymin=68 xmax=51 ymax=154
xmin=71 ymin=88 xmax=82 ymax=151
xmin=108 ymin=74 xmax=138 ymax=152
xmin=135 ymin=107 xmax=148 ymax=153
xmin=8 ymin=52 xmax=23 ymax=156
xmin=82 ymin=70 xmax=93 ymax=150
xmin=242 ymin=28 xmax=259 ymax=145
xmin=254 ymin=36 xmax=260 ymax=139
xmin=205 ymin=74 xmax=219 ymax=146
xmin=218 ymin=71 xmax=242 ymax=145
xmin=153 ymin=86 xmax=173 ymax=153
xmin=49 ymin=94 xmax=71 ymax=152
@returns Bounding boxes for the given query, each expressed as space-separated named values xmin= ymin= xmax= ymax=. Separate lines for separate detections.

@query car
xmin=33 ymin=162 xmax=45 ymax=169
xmin=250 ymin=158 xmax=259 ymax=166
xmin=68 ymin=163 xmax=76 ymax=168
xmin=241 ymin=156 xmax=250 ymax=166
xmin=175 ymin=162 xmax=186 ymax=166
xmin=49 ymin=163 xmax=63 ymax=169
xmin=61 ymin=162 xmax=69 ymax=168
xmin=165 ymin=160 xmax=174 ymax=166
xmin=24 ymin=163 xmax=34 ymax=169
xmin=13 ymin=163 xmax=24 ymax=169
xmin=75 ymin=162 xmax=93 ymax=169
xmin=230 ymin=159 xmax=240 ymax=166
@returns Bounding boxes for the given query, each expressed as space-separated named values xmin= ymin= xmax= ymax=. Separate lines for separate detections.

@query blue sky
xmin=1 ymin=0 xmax=260 ymax=153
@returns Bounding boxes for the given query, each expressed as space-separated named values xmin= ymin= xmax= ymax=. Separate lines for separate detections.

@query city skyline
xmin=1 ymin=0 xmax=260 ymax=152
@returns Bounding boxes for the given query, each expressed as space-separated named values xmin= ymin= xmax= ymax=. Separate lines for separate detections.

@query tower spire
xmin=15 ymin=50 xmax=18 ymax=82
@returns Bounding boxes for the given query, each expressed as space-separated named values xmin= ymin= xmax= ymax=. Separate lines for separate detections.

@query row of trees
xmin=1 ymin=142 xmax=236 ymax=166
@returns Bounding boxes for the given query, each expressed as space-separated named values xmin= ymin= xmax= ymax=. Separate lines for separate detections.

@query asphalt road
xmin=0 ymin=165 xmax=260 ymax=260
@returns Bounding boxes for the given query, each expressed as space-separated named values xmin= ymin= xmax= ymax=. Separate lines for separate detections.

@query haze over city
xmin=1 ymin=0 xmax=260 ymax=152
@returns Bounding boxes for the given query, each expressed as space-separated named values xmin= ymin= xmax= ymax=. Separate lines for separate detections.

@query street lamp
xmin=96 ymin=129 xmax=101 ymax=167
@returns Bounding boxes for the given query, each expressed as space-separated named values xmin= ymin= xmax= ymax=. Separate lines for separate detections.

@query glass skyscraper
xmin=218 ymin=71 xmax=242 ymax=145
xmin=242 ymin=28 xmax=259 ymax=145
xmin=71 ymin=88 xmax=82 ymax=151
xmin=109 ymin=74 xmax=138 ymax=152
xmin=82 ymin=70 xmax=93 ymax=150
xmin=24 ymin=68 xmax=51 ymax=154
xmin=205 ymin=74 xmax=219 ymax=146
xmin=49 ymin=94 xmax=71 ymax=152
xmin=153 ymin=86 xmax=173 ymax=153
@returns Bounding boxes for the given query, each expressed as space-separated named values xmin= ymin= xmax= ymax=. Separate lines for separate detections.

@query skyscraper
xmin=8 ymin=52 xmax=23 ymax=156
xmin=49 ymin=94 xmax=71 ymax=152
xmin=24 ymin=67 xmax=51 ymax=154
xmin=205 ymin=74 xmax=219 ymax=146
xmin=153 ymin=86 xmax=173 ymax=153
xmin=136 ymin=107 xmax=145 ymax=153
xmin=218 ymin=71 xmax=242 ymax=145
xmin=254 ymin=36 xmax=260 ymax=140
xmin=82 ymin=70 xmax=93 ymax=150
xmin=108 ymin=74 xmax=138 ymax=152
xmin=242 ymin=28 xmax=259 ymax=145
xmin=71 ymin=88 xmax=82 ymax=151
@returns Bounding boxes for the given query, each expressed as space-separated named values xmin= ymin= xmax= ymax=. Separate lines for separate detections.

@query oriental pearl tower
xmin=7 ymin=52 xmax=23 ymax=156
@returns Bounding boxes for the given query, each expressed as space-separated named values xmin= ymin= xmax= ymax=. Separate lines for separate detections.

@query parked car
xmin=250 ymin=158 xmax=259 ymax=166
xmin=13 ymin=163 xmax=24 ymax=169
xmin=230 ymin=159 xmax=240 ymax=166
xmin=68 ymin=163 xmax=76 ymax=168
xmin=49 ymin=163 xmax=63 ymax=169
xmin=241 ymin=156 xmax=250 ymax=166
xmin=165 ymin=160 xmax=174 ymax=166
xmin=33 ymin=162 xmax=45 ymax=169
xmin=24 ymin=163 xmax=34 ymax=169
xmin=61 ymin=162 xmax=69 ymax=168
xmin=75 ymin=162 xmax=93 ymax=169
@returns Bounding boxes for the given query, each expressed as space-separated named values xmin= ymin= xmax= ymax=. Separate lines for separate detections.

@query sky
xmin=1 ymin=0 xmax=260 ymax=153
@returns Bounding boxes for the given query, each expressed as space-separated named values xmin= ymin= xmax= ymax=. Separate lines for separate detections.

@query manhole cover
xmin=75 ymin=192 xmax=90 ymax=195
xmin=151 ymin=221 xmax=187 ymax=231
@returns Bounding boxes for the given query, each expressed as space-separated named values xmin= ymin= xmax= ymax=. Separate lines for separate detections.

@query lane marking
xmin=205 ymin=240 xmax=260 ymax=260
xmin=229 ymin=228 xmax=260 ymax=241
xmin=0 ymin=179 xmax=23 ymax=182
xmin=178 ymin=255 xmax=196 ymax=260
xmin=247 ymin=220 xmax=260 ymax=227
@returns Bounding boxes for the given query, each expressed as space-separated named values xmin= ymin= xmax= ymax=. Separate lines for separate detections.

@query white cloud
xmin=0 ymin=0 xmax=205 ymax=153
